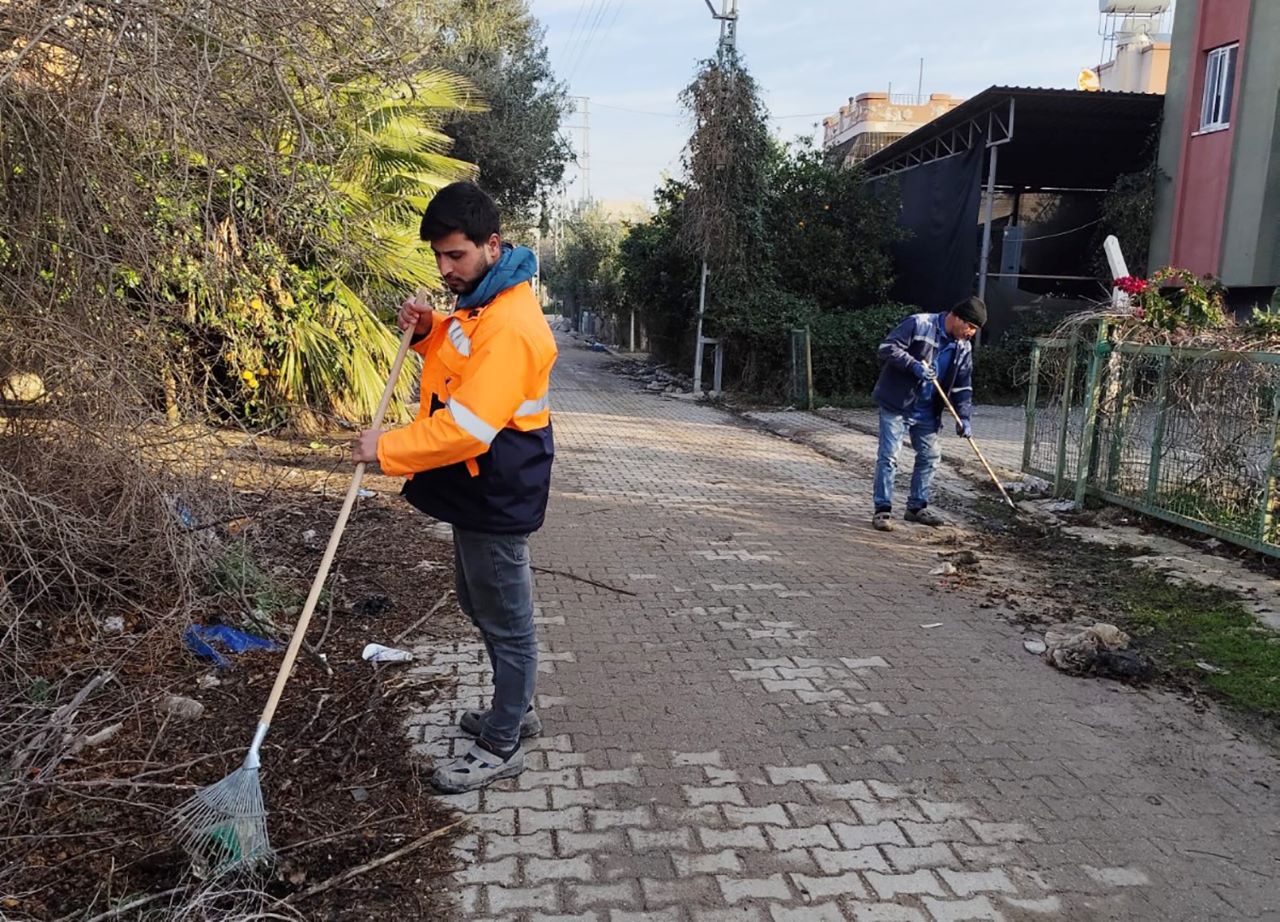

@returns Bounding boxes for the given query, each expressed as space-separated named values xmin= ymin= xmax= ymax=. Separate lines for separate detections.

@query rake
xmin=173 ymin=298 xmax=423 ymax=875
xmin=933 ymin=373 xmax=1018 ymax=511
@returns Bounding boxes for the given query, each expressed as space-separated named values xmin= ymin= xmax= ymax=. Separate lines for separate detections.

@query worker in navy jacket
xmin=870 ymin=297 xmax=986 ymax=530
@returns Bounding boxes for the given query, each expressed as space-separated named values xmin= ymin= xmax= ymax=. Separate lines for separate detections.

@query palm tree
xmin=266 ymin=70 xmax=482 ymax=425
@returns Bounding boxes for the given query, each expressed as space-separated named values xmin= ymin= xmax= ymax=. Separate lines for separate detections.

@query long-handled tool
xmin=933 ymin=377 xmax=1018 ymax=511
xmin=173 ymin=295 xmax=424 ymax=874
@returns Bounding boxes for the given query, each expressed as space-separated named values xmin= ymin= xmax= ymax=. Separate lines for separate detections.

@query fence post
xmin=1053 ymin=336 xmax=1079 ymax=495
xmin=1258 ymin=374 xmax=1280 ymax=545
xmin=1023 ymin=342 xmax=1041 ymax=473
xmin=1073 ymin=321 xmax=1108 ymax=508
xmin=804 ymin=326 xmax=815 ymax=411
xmin=1145 ymin=353 xmax=1171 ymax=507
xmin=789 ymin=328 xmax=800 ymax=405
xmin=1104 ymin=357 xmax=1138 ymax=493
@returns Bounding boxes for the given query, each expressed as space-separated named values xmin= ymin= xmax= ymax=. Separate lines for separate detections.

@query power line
xmin=591 ymin=103 xmax=832 ymax=120
xmin=589 ymin=0 xmax=626 ymax=76
xmin=562 ymin=0 xmax=607 ymax=82
xmin=592 ymin=102 xmax=681 ymax=117
xmin=565 ymin=0 xmax=616 ymax=84
xmin=558 ymin=0 xmax=595 ymax=78
xmin=1016 ymin=217 xmax=1103 ymax=243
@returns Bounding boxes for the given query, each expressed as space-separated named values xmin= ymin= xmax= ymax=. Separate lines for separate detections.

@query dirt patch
xmin=960 ymin=496 xmax=1280 ymax=741
xmin=4 ymin=437 xmax=473 ymax=921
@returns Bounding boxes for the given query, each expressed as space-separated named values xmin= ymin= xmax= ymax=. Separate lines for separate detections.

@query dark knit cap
xmin=950 ymin=296 xmax=987 ymax=328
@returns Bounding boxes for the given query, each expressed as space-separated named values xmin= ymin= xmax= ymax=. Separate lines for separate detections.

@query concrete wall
xmin=1152 ymin=0 xmax=1198 ymax=274
xmin=1148 ymin=0 xmax=1197 ymax=271
xmin=1098 ymin=39 xmax=1171 ymax=93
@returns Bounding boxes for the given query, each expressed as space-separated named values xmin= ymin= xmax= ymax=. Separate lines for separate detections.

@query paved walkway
xmin=813 ymin=406 xmax=1028 ymax=475
xmin=408 ymin=338 xmax=1280 ymax=922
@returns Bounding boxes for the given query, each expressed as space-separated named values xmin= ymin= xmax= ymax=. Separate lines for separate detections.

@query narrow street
xmin=410 ymin=336 xmax=1280 ymax=922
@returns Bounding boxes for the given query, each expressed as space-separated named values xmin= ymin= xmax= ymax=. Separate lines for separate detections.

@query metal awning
xmin=862 ymin=86 xmax=1164 ymax=191
xmin=862 ymin=86 xmax=1164 ymax=301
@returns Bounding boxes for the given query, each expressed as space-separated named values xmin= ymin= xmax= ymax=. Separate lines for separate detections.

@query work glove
xmin=912 ymin=361 xmax=936 ymax=382
xmin=956 ymin=419 xmax=972 ymax=439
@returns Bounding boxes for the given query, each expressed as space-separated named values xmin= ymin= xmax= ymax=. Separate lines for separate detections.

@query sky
xmin=527 ymin=0 xmax=1163 ymax=206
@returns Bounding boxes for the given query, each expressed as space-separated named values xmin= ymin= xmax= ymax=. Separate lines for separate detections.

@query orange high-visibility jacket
xmin=377 ymin=277 xmax=557 ymax=534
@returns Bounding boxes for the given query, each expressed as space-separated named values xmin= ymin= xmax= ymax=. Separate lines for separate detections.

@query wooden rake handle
xmin=932 ymin=376 xmax=1018 ymax=511
xmin=257 ymin=292 xmax=425 ymax=730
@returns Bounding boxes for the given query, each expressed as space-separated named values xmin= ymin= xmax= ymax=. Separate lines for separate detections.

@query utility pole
xmin=566 ymin=96 xmax=591 ymax=203
xmin=581 ymin=98 xmax=590 ymax=202
xmin=534 ymin=225 xmax=542 ymax=304
xmin=693 ymin=0 xmax=739 ymax=396
xmin=709 ymin=0 xmax=738 ymax=49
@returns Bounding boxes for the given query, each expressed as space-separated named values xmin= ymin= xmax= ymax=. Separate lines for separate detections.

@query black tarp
xmin=874 ymin=143 xmax=984 ymax=311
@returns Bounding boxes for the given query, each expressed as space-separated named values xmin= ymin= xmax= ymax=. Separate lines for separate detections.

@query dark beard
xmin=458 ymin=253 xmax=494 ymax=295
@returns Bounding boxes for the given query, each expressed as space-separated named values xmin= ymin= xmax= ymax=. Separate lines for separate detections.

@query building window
xmin=1199 ymin=44 xmax=1238 ymax=132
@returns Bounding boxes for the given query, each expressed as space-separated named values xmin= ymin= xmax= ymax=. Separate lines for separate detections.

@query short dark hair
xmin=420 ymin=181 xmax=500 ymax=245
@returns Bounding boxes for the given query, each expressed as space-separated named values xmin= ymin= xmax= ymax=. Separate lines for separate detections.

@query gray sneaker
xmin=904 ymin=507 xmax=948 ymax=527
xmin=458 ymin=708 xmax=542 ymax=739
xmin=431 ymin=742 xmax=524 ymax=793
xmin=872 ymin=512 xmax=894 ymax=531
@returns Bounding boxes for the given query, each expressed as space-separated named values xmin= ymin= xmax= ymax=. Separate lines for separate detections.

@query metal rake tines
xmin=173 ymin=767 xmax=273 ymax=876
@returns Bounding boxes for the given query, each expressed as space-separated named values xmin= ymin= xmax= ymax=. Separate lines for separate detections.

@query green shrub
xmin=973 ymin=308 xmax=1064 ymax=402
xmin=807 ymin=304 xmax=917 ymax=399
xmin=804 ymin=304 xmax=1061 ymax=405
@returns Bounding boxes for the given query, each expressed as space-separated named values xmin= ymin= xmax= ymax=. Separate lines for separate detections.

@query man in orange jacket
xmin=352 ymin=182 xmax=557 ymax=792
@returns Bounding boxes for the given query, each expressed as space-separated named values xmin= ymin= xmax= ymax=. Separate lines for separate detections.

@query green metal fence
xmin=1024 ymin=322 xmax=1280 ymax=556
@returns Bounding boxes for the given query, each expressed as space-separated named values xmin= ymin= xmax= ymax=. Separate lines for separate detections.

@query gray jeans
xmin=452 ymin=527 xmax=538 ymax=752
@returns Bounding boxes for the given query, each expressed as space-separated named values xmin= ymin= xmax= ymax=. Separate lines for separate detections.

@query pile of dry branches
xmin=0 ymin=1 xmax=444 ymax=915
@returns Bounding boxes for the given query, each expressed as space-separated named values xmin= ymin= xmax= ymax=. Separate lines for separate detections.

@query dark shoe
xmin=458 ymin=708 xmax=542 ymax=739
xmin=872 ymin=511 xmax=894 ymax=532
xmin=904 ymin=507 xmax=947 ymax=527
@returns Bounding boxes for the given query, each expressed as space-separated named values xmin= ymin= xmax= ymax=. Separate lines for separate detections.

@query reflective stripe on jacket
xmin=871 ymin=312 xmax=973 ymax=422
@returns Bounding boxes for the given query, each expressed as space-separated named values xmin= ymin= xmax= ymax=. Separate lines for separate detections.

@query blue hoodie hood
xmin=456 ymin=243 xmax=537 ymax=311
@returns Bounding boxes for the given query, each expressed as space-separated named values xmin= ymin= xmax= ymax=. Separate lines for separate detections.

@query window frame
xmin=1198 ymin=43 xmax=1239 ymax=134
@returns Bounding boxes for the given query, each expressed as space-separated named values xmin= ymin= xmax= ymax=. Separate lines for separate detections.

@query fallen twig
xmin=288 ymin=820 xmax=463 ymax=902
xmin=57 ymin=885 xmax=186 ymax=922
xmin=531 ymin=566 xmax=636 ymax=596
xmin=302 ymin=639 xmax=334 ymax=677
xmin=129 ymin=748 xmax=243 ymax=781
xmin=339 ymin=678 xmax=394 ymax=773
xmin=315 ymin=691 xmax=397 ymax=747
xmin=18 ymin=672 xmax=114 ymax=780
xmin=129 ymin=712 xmax=171 ymax=800
xmin=35 ymin=778 xmax=200 ymax=791
xmin=303 ymin=692 xmax=332 ymax=734
xmin=315 ymin=590 xmax=336 ymax=651
xmin=275 ymin=809 xmax=396 ymax=854
xmin=392 ymin=590 xmax=454 ymax=644
xmin=188 ymin=512 xmax=256 ymax=533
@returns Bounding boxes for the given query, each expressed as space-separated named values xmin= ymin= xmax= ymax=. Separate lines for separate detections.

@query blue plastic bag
xmin=183 ymin=625 xmax=278 ymax=668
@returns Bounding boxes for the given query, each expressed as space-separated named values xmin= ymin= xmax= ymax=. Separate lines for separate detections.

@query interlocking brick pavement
xmin=406 ymin=338 xmax=1280 ymax=922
